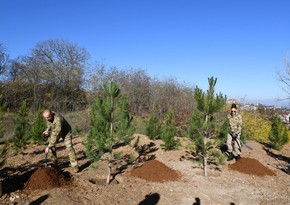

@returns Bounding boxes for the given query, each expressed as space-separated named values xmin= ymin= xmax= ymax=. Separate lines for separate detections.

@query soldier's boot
xmin=235 ymin=155 xmax=241 ymax=161
xmin=49 ymin=159 xmax=59 ymax=169
xmin=227 ymin=152 xmax=234 ymax=161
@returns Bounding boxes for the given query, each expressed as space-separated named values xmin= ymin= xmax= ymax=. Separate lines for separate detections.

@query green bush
xmin=241 ymin=110 xmax=271 ymax=143
xmin=268 ymin=115 xmax=289 ymax=150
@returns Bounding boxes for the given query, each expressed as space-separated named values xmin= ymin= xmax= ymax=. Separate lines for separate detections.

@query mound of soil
xmin=131 ymin=160 xmax=180 ymax=182
xmin=25 ymin=167 xmax=72 ymax=190
xmin=229 ymin=158 xmax=276 ymax=176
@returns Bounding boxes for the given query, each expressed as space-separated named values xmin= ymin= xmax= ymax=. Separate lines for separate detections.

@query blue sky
xmin=1 ymin=0 xmax=290 ymax=107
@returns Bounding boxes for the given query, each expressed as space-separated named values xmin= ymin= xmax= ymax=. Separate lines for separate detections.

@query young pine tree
xmin=268 ymin=115 xmax=289 ymax=150
xmin=161 ymin=107 xmax=179 ymax=150
xmin=188 ymin=77 xmax=226 ymax=176
xmin=216 ymin=118 xmax=230 ymax=142
xmin=145 ymin=103 xmax=161 ymax=140
xmin=30 ymin=107 xmax=46 ymax=145
xmin=0 ymin=141 xmax=8 ymax=166
xmin=12 ymin=100 xmax=31 ymax=153
xmin=0 ymin=95 xmax=7 ymax=165
xmin=86 ymin=81 xmax=135 ymax=184
xmin=0 ymin=96 xmax=6 ymax=140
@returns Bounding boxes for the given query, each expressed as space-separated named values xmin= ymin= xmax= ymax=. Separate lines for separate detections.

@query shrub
xmin=240 ymin=110 xmax=271 ymax=143
xmin=268 ymin=115 xmax=289 ymax=150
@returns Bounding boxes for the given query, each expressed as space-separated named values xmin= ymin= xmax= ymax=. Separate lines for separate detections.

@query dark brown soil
xmin=131 ymin=159 xmax=180 ymax=182
xmin=24 ymin=167 xmax=72 ymax=190
xmin=228 ymin=157 xmax=276 ymax=176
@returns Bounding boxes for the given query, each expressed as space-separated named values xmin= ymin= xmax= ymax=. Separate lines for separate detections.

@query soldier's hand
xmin=232 ymin=133 xmax=238 ymax=140
xmin=43 ymin=130 xmax=49 ymax=137
xmin=45 ymin=147 xmax=49 ymax=154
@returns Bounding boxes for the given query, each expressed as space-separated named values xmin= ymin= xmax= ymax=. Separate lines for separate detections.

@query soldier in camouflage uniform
xmin=226 ymin=103 xmax=243 ymax=161
xmin=42 ymin=109 xmax=79 ymax=173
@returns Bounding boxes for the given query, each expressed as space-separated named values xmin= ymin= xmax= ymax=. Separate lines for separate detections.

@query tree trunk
xmin=203 ymin=156 xmax=208 ymax=177
xmin=203 ymin=135 xmax=208 ymax=177
xmin=204 ymin=114 xmax=209 ymax=177
xmin=106 ymin=161 xmax=111 ymax=184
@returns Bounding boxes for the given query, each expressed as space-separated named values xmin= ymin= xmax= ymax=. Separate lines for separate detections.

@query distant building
xmin=279 ymin=113 xmax=290 ymax=124
xmin=240 ymin=104 xmax=257 ymax=111
xmin=227 ymin=99 xmax=237 ymax=104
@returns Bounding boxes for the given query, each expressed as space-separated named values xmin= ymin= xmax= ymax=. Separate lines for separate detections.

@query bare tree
xmin=119 ymin=68 xmax=151 ymax=115
xmin=0 ymin=39 xmax=89 ymax=112
xmin=86 ymin=66 xmax=152 ymax=115
xmin=277 ymin=59 xmax=290 ymax=101
xmin=8 ymin=58 xmax=24 ymax=82
xmin=31 ymin=39 xmax=88 ymax=87
xmin=28 ymin=39 xmax=89 ymax=111
xmin=0 ymin=57 xmax=33 ymax=110
xmin=150 ymin=77 xmax=194 ymax=125
xmin=0 ymin=43 xmax=9 ymax=76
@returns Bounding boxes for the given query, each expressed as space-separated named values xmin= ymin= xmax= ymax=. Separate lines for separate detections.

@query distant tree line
xmin=0 ymin=40 xmax=194 ymax=125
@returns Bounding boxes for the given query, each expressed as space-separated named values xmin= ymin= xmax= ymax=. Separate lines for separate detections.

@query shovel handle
xmin=44 ymin=145 xmax=48 ymax=167
xmin=45 ymin=152 xmax=48 ymax=167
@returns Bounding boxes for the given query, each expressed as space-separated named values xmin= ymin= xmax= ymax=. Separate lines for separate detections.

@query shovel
xmin=44 ymin=149 xmax=48 ymax=167
xmin=44 ymin=138 xmax=49 ymax=167
xmin=231 ymin=133 xmax=253 ymax=151
xmin=238 ymin=139 xmax=253 ymax=150
xmin=275 ymin=158 xmax=288 ymax=173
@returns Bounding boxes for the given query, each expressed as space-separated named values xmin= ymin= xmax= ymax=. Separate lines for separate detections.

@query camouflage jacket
xmin=45 ymin=112 xmax=72 ymax=148
xmin=228 ymin=112 xmax=242 ymax=135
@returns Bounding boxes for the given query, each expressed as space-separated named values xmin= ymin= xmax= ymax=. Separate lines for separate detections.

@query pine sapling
xmin=145 ymin=103 xmax=161 ymax=140
xmin=85 ymin=81 xmax=135 ymax=184
xmin=30 ymin=107 xmax=46 ymax=145
xmin=161 ymin=107 xmax=179 ymax=150
xmin=12 ymin=100 xmax=31 ymax=154
xmin=0 ymin=95 xmax=7 ymax=166
xmin=188 ymin=77 xmax=226 ymax=176
xmin=268 ymin=115 xmax=289 ymax=150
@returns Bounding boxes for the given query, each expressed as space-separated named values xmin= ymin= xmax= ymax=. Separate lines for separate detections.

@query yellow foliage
xmin=240 ymin=111 xmax=271 ymax=143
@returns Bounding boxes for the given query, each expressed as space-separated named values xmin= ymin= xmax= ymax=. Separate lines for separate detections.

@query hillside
xmin=1 ymin=134 xmax=290 ymax=205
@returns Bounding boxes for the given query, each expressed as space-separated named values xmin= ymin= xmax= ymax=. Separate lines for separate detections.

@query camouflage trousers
xmin=48 ymin=132 xmax=78 ymax=168
xmin=226 ymin=133 xmax=241 ymax=155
